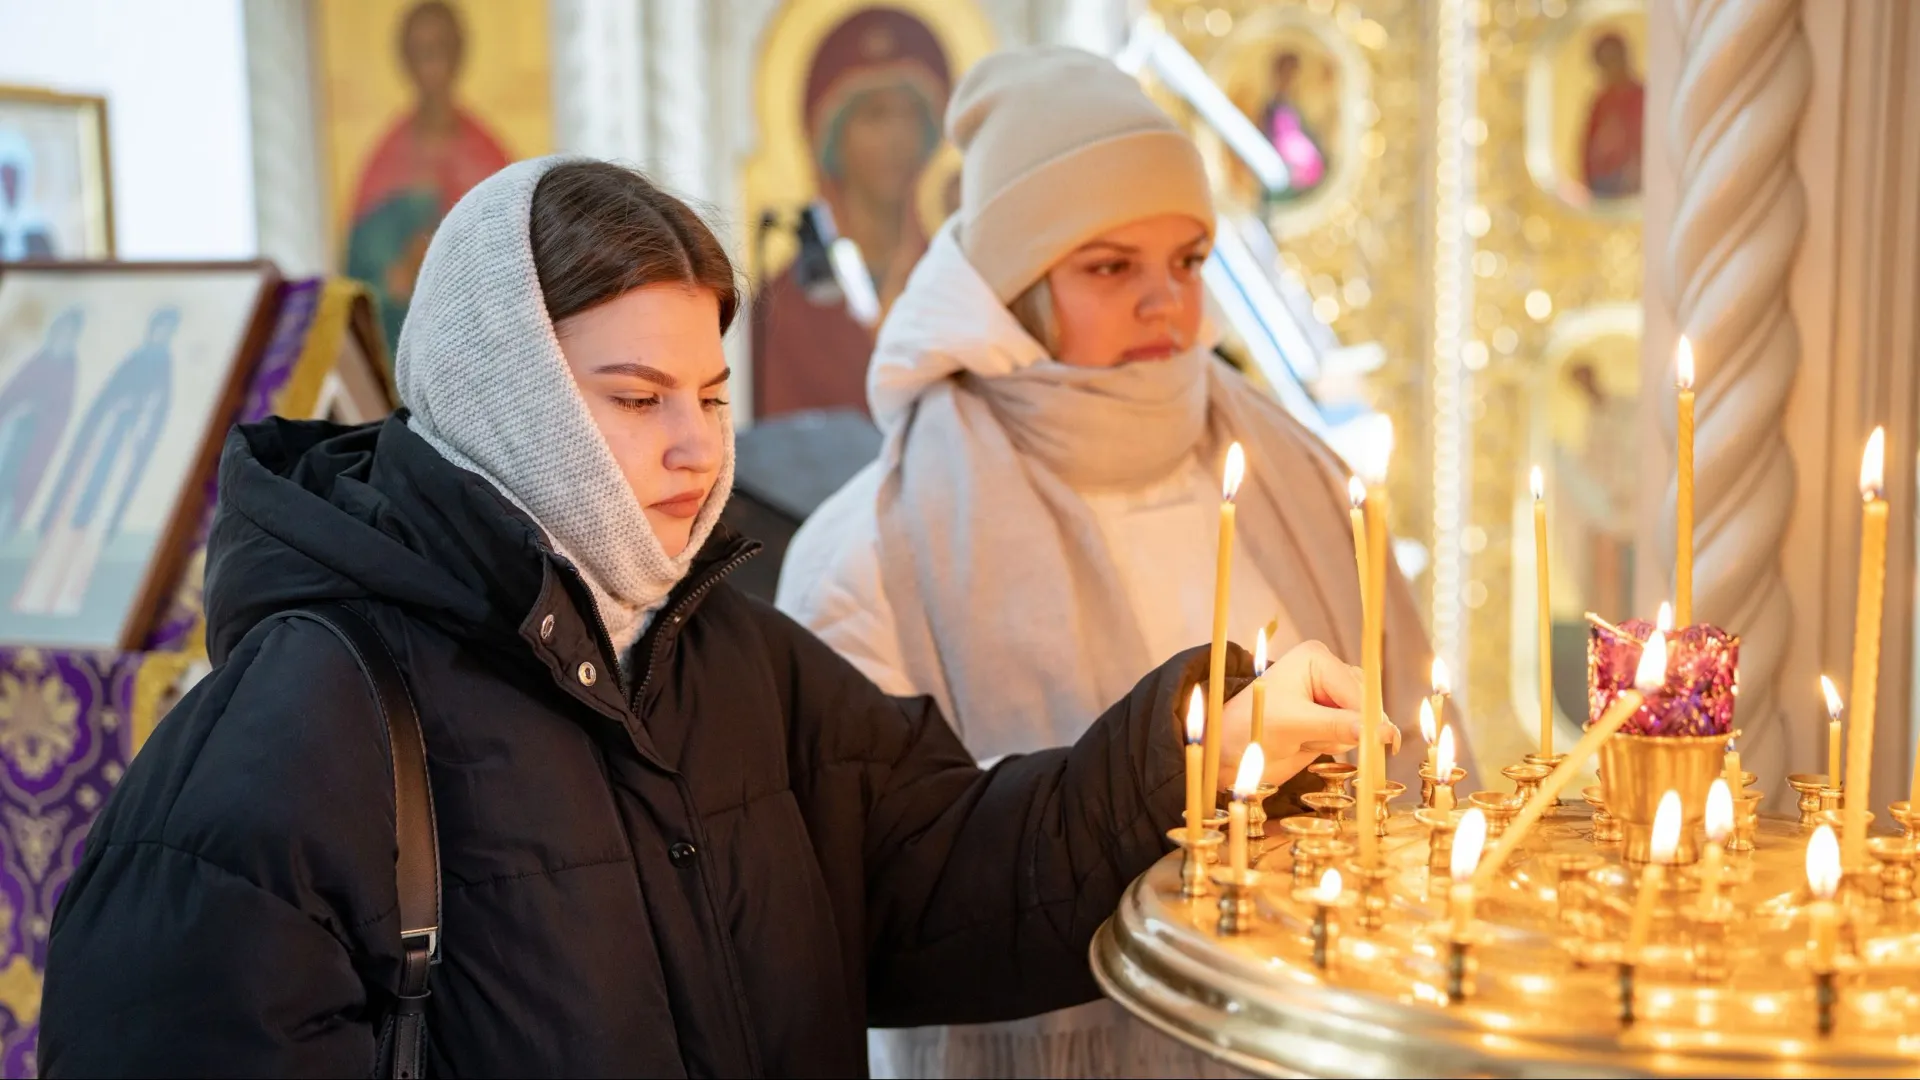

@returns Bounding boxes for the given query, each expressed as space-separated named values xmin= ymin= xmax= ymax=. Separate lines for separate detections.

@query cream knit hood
xmin=396 ymin=155 xmax=734 ymax=662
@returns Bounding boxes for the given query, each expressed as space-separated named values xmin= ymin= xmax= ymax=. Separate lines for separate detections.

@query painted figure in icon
xmin=0 ymin=306 xmax=81 ymax=538
xmin=15 ymin=306 xmax=178 ymax=617
xmin=0 ymin=130 xmax=57 ymax=262
xmin=751 ymin=6 xmax=951 ymax=419
xmin=346 ymin=0 xmax=512 ymax=354
xmin=1581 ymin=32 xmax=1645 ymax=199
xmin=1260 ymin=51 xmax=1326 ymax=198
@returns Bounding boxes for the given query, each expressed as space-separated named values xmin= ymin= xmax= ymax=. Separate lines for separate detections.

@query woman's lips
xmin=649 ymin=491 xmax=707 ymax=519
xmin=1121 ymin=340 xmax=1181 ymax=362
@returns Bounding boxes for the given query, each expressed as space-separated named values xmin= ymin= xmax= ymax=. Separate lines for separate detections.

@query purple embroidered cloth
xmin=1588 ymin=617 xmax=1739 ymax=737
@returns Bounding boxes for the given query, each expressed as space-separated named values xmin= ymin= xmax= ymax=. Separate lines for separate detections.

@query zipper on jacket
xmin=628 ymin=543 xmax=758 ymax=713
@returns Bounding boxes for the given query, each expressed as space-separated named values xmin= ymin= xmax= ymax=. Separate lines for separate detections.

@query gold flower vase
xmin=1597 ymin=730 xmax=1734 ymax=865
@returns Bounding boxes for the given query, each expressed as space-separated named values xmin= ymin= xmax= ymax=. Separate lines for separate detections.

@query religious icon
xmin=750 ymin=5 xmax=955 ymax=421
xmin=1203 ymin=8 xmax=1363 ymax=233
xmin=0 ymin=86 xmax=113 ymax=262
xmin=0 ymin=263 xmax=277 ymax=649
xmin=1526 ymin=1 xmax=1647 ymax=215
xmin=315 ymin=0 xmax=551 ymax=357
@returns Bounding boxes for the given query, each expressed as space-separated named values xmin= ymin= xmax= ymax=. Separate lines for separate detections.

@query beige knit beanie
xmin=948 ymin=46 xmax=1215 ymax=303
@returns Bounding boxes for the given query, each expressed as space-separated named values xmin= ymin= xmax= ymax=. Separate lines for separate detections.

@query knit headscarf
xmin=396 ymin=155 xmax=735 ymax=659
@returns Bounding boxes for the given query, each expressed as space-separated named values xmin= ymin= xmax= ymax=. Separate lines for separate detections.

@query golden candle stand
xmin=1093 ymin=770 xmax=1920 ymax=1077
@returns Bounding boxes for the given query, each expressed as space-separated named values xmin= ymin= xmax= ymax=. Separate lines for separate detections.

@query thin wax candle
xmin=1845 ymin=428 xmax=1887 ymax=870
xmin=1205 ymin=444 xmax=1247 ymax=804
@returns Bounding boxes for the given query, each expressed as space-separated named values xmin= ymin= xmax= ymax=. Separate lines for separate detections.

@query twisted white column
xmin=1662 ymin=0 xmax=1811 ymax=783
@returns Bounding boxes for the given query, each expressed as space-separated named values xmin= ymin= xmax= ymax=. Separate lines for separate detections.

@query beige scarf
xmin=871 ymin=226 xmax=1440 ymax=782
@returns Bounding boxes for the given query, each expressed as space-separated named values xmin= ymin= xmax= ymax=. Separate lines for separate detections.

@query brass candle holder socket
xmin=1345 ymin=862 xmax=1390 ymax=932
xmin=1889 ymin=800 xmax=1919 ymax=841
xmin=1419 ymin=764 xmax=1467 ymax=810
xmin=1501 ymin=762 xmax=1554 ymax=807
xmin=1246 ymin=781 xmax=1281 ymax=839
xmin=1729 ymin=791 xmax=1763 ymax=853
xmin=1292 ymin=883 xmax=1355 ymax=970
xmin=1371 ymin=781 xmax=1406 ymax=839
xmin=1539 ymin=852 xmax=1605 ymax=926
xmin=1415 ymin=807 xmax=1464 ymax=875
xmin=1681 ymin=901 xmax=1736 ymax=983
xmin=1583 ymin=785 xmax=1621 ymax=844
xmin=1300 ymin=791 xmax=1356 ymax=832
xmin=1291 ymin=837 xmax=1353 ymax=895
xmin=1280 ymin=815 xmax=1339 ymax=890
xmin=1308 ymin=760 xmax=1358 ymax=797
xmin=1787 ymin=773 xmax=1830 ymax=826
xmin=1211 ymin=867 xmax=1262 ymax=935
xmin=1866 ymin=836 xmax=1917 ymax=905
xmin=1598 ymin=731 xmax=1737 ymax=865
xmin=1468 ymin=790 xmax=1520 ymax=838
xmin=1168 ymin=827 xmax=1225 ymax=898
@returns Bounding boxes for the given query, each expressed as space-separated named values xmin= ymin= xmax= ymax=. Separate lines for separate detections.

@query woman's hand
xmin=1217 ymin=640 xmax=1401 ymax=790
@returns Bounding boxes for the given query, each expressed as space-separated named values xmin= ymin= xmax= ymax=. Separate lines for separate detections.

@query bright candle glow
xmin=1705 ymin=779 xmax=1734 ymax=844
xmin=1232 ymin=743 xmax=1265 ymax=800
xmin=1313 ymin=867 xmax=1343 ymax=904
xmin=1807 ymin=824 xmax=1841 ymax=899
xmin=1451 ymin=808 xmax=1487 ymax=883
xmin=1432 ymin=657 xmax=1451 ymax=697
xmin=1651 ymin=789 xmax=1683 ymax=864
xmin=1185 ymin=686 xmax=1205 ymax=745
xmin=1223 ymin=442 xmax=1246 ymax=501
xmin=1635 ymin=629 xmax=1669 ymax=691
xmin=1657 ymin=601 xmax=1673 ymax=632
xmin=1861 ymin=426 xmax=1886 ymax=499
xmin=1419 ymin=698 xmax=1437 ymax=747
xmin=1254 ymin=626 xmax=1268 ymax=674
xmin=1348 ymin=475 xmax=1366 ymax=509
xmin=1675 ymin=336 xmax=1695 ymax=390
xmin=1529 ymin=464 xmax=1544 ymax=501
xmin=1436 ymin=723 xmax=1456 ymax=777
xmin=1821 ymin=675 xmax=1844 ymax=720
xmin=1353 ymin=415 xmax=1394 ymax=485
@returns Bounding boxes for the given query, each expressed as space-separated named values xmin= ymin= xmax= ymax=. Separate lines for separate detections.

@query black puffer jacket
xmin=41 ymin=415 xmax=1204 ymax=1077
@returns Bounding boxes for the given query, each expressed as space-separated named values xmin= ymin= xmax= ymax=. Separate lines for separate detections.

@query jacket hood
xmin=202 ymin=415 xmax=543 ymax=663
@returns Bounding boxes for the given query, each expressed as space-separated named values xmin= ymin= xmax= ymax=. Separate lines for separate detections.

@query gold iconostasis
xmin=1153 ymin=0 xmax=1650 ymax=769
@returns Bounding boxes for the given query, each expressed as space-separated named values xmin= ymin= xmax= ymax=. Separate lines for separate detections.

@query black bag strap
xmin=283 ymin=603 xmax=440 ymax=1080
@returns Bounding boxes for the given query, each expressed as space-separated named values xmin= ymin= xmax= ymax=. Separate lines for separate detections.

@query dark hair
xmin=529 ymin=161 xmax=740 ymax=331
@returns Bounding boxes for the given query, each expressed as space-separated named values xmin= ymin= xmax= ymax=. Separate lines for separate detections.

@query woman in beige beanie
xmin=780 ymin=46 xmax=1453 ymax=1078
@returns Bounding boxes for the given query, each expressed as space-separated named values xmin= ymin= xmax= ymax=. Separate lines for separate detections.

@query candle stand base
xmin=1346 ymin=862 xmax=1389 ymax=933
xmin=1523 ymin=753 xmax=1567 ymax=803
xmin=1246 ymin=782 xmax=1280 ymax=839
xmin=1599 ymin=732 xmax=1728 ymax=866
xmin=1300 ymin=792 xmax=1355 ymax=833
xmin=1372 ymin=782 xmax=1405 ymax=839
xmin=1582 ymin=785 xmax=1621 ymax=844
xmin=1308 ymin=760 xmax=1357 ymax=797
xmin=1415 ymin=807 xmax=1462 ymax=875
xmin=1502 ymin=762 xmax=1553 ymax=807
xmin=1731 ymin=792 xmax=1763 ymax=852
xmin=1865 ymin=837 xmax=1916 ymax=906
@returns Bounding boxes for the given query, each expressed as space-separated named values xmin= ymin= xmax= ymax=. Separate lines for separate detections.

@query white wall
xmin=0 ymin=0 xmax=257 ymax=260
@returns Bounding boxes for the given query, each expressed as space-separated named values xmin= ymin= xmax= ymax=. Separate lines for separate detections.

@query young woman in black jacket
xmin=39 ymin=158 xmax=1388 ymax=1077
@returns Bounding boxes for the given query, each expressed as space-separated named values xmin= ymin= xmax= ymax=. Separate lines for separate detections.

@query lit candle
xmin=1251 ymin=627 xmax=1269 ymax=747
xmin=1475 ymin=630 xmax=1669 ymax=889
xmin=1806 ymin=823 xmax=1841 ymax=972
xmin=1532 ymin=465 xmax=1553 ymax=758
xmin=1430 ymin=656 xmax=1452 ymax=751
xmin=1420 ymin=698 xmax=1438 ymax=777
xmin=1723 ymin=747 xmax=1741 ymax=797
xmin=1357 ymin=420 xmax=1393 ymax=865
xmin=1449 ymin=808 xmax=1487 ymax=938
xmin=1822 ymin=675 xmax=1844 ymax=788
xmin=1229 ymin=743 xmax=1265 ymax=873
xmin=1844 ymin=427 xmax=1887 ymax=871
xmin=1699 ymin=779 xmax=1733 ymax=910
xmin=1627 ymin=790 xmax=1682 ymax=958
xmin=1433 ymin=723 xmax=1457 ymax=813
xmin=1657 ymin=601 xmax=1673 ymax=633
xmin=1676 ymin=338 xmax=1695 ymax=627
xmin=1349 ymin=477 xmax=1368 ymax=617
xmin=1205 ymin=443 xmax=1247 ymax=804
xmin=1310 ymin=868 xmax=1342 ymax=970
xmin=1184 ymin=687 xmax=1206 ymax=847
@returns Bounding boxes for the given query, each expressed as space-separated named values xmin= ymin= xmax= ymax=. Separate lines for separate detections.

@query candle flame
xmin=1529 ymin=464 xmax=1544 ymax=502
xmin=1451 ymin=808 xmax=1487 ymax=884
xmin=1651 ymin=789 xmax=1683 ymax=864
xmin=1656 ymin=601 xmax=1673 ymax=632
xmin=1353 ymin=414 xmax=1394 ymax=484
xmin=1313 ymin=867 xmax=1343 ymax=905
xmin=1807 ymin=824 xmax=1840 ymax=899
xmin=1436 ymin=723 xmax=1456 ymax=778
xmin=1675 ymin=336 xmax=1695 ymax=390
xmin=1419 ymin=698 xmax=1437 ymax=745
xmin=1633 ymin=629 xmax=1668 ymax=691
xmin=1232 ymin=742 xmax=1265 ymax=800
xmin=1705 ymin=778 xmax=1734 ymax=844
xmin=1223 ymin=442 xmax=1246 ymax=502
xmin=1820 ymin=674 xmax=1843 ymax=721
xmin=1432 ymin=657 xmax=1451 ymax=697
xmin=1254 ymin=627 xmax=1268 ymax=674
xmin=1861 ymin=426 xmax=1886 ymax=500
xmin=1185 ymin=686 xmax=1205 ymax=744
xmin=1348 ymin=475 xmax=1365 ymax=509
